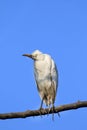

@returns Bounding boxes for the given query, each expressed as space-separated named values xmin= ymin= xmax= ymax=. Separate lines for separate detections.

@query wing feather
xmin=51 ymin=59 xmax=58 ymax=94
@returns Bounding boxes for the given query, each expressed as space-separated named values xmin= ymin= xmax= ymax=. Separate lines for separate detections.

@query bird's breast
xmin=34 ymin=67 xmax=51 ymax=81
xmin=34 ymin=61 xmax=51 ymax=78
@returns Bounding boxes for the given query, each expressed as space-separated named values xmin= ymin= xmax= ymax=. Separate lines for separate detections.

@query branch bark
xmin=0 ymin=100 xmax=87 ymax=120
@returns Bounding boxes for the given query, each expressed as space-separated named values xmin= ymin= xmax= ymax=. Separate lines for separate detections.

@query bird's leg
xmin=39 ymin=99 xmax=43 ymax=110
xmin=39 ymin=99 xmax=45 ymax=117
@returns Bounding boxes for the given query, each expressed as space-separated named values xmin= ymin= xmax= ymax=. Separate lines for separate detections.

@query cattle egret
xmin=23 ymin=50 xmax=58 ymax=111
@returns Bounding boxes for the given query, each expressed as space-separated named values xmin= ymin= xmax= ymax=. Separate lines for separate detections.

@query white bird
xmin=23 ymin=50 xmax=58 ymax=110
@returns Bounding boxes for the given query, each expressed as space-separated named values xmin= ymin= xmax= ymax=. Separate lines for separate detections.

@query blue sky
xmin=0 ymin=0 xmax=87 ymax=129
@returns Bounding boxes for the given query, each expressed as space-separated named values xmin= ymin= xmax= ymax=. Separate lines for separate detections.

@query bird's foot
xmin=39 ymin=107 xmax=44 ymax=117
xmin=52 ymin=105 xmax=60 ymax=118
xmin=51 ymin=105 xmax=55 ymax=121
xmin=57 ymin=112 xmax=60 ymax=117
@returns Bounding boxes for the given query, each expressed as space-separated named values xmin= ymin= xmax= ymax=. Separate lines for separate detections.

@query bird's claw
xmin=39 ymin=107 xmax=44 ymax=117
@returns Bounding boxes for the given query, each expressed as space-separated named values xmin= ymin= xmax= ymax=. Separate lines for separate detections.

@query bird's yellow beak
xmin=22 ymin=54 xmax=33 ymax=58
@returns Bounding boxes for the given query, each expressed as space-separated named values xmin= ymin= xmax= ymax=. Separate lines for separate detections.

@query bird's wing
xmin=51 ymin=59 xmax=58 ymax=94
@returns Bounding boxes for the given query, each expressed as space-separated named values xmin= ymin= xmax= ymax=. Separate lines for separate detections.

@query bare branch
xmin=0 ymin=100 xmax=87 ymax=120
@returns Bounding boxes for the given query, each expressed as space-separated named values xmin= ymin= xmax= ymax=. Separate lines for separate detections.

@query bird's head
xmin=22 ymin=50 xmax=44 ymax=61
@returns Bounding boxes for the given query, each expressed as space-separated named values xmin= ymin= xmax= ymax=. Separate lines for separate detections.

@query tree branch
xmin=0 ymin=100 xmax=87 ymax=120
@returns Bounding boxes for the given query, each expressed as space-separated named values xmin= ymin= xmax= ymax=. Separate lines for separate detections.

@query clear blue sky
xmin=0 ymin=0 xmax=87 ymax=129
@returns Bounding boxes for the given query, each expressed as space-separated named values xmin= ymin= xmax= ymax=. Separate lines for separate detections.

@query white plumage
xmin=23 ymin=50 xmax=58 ymax=109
